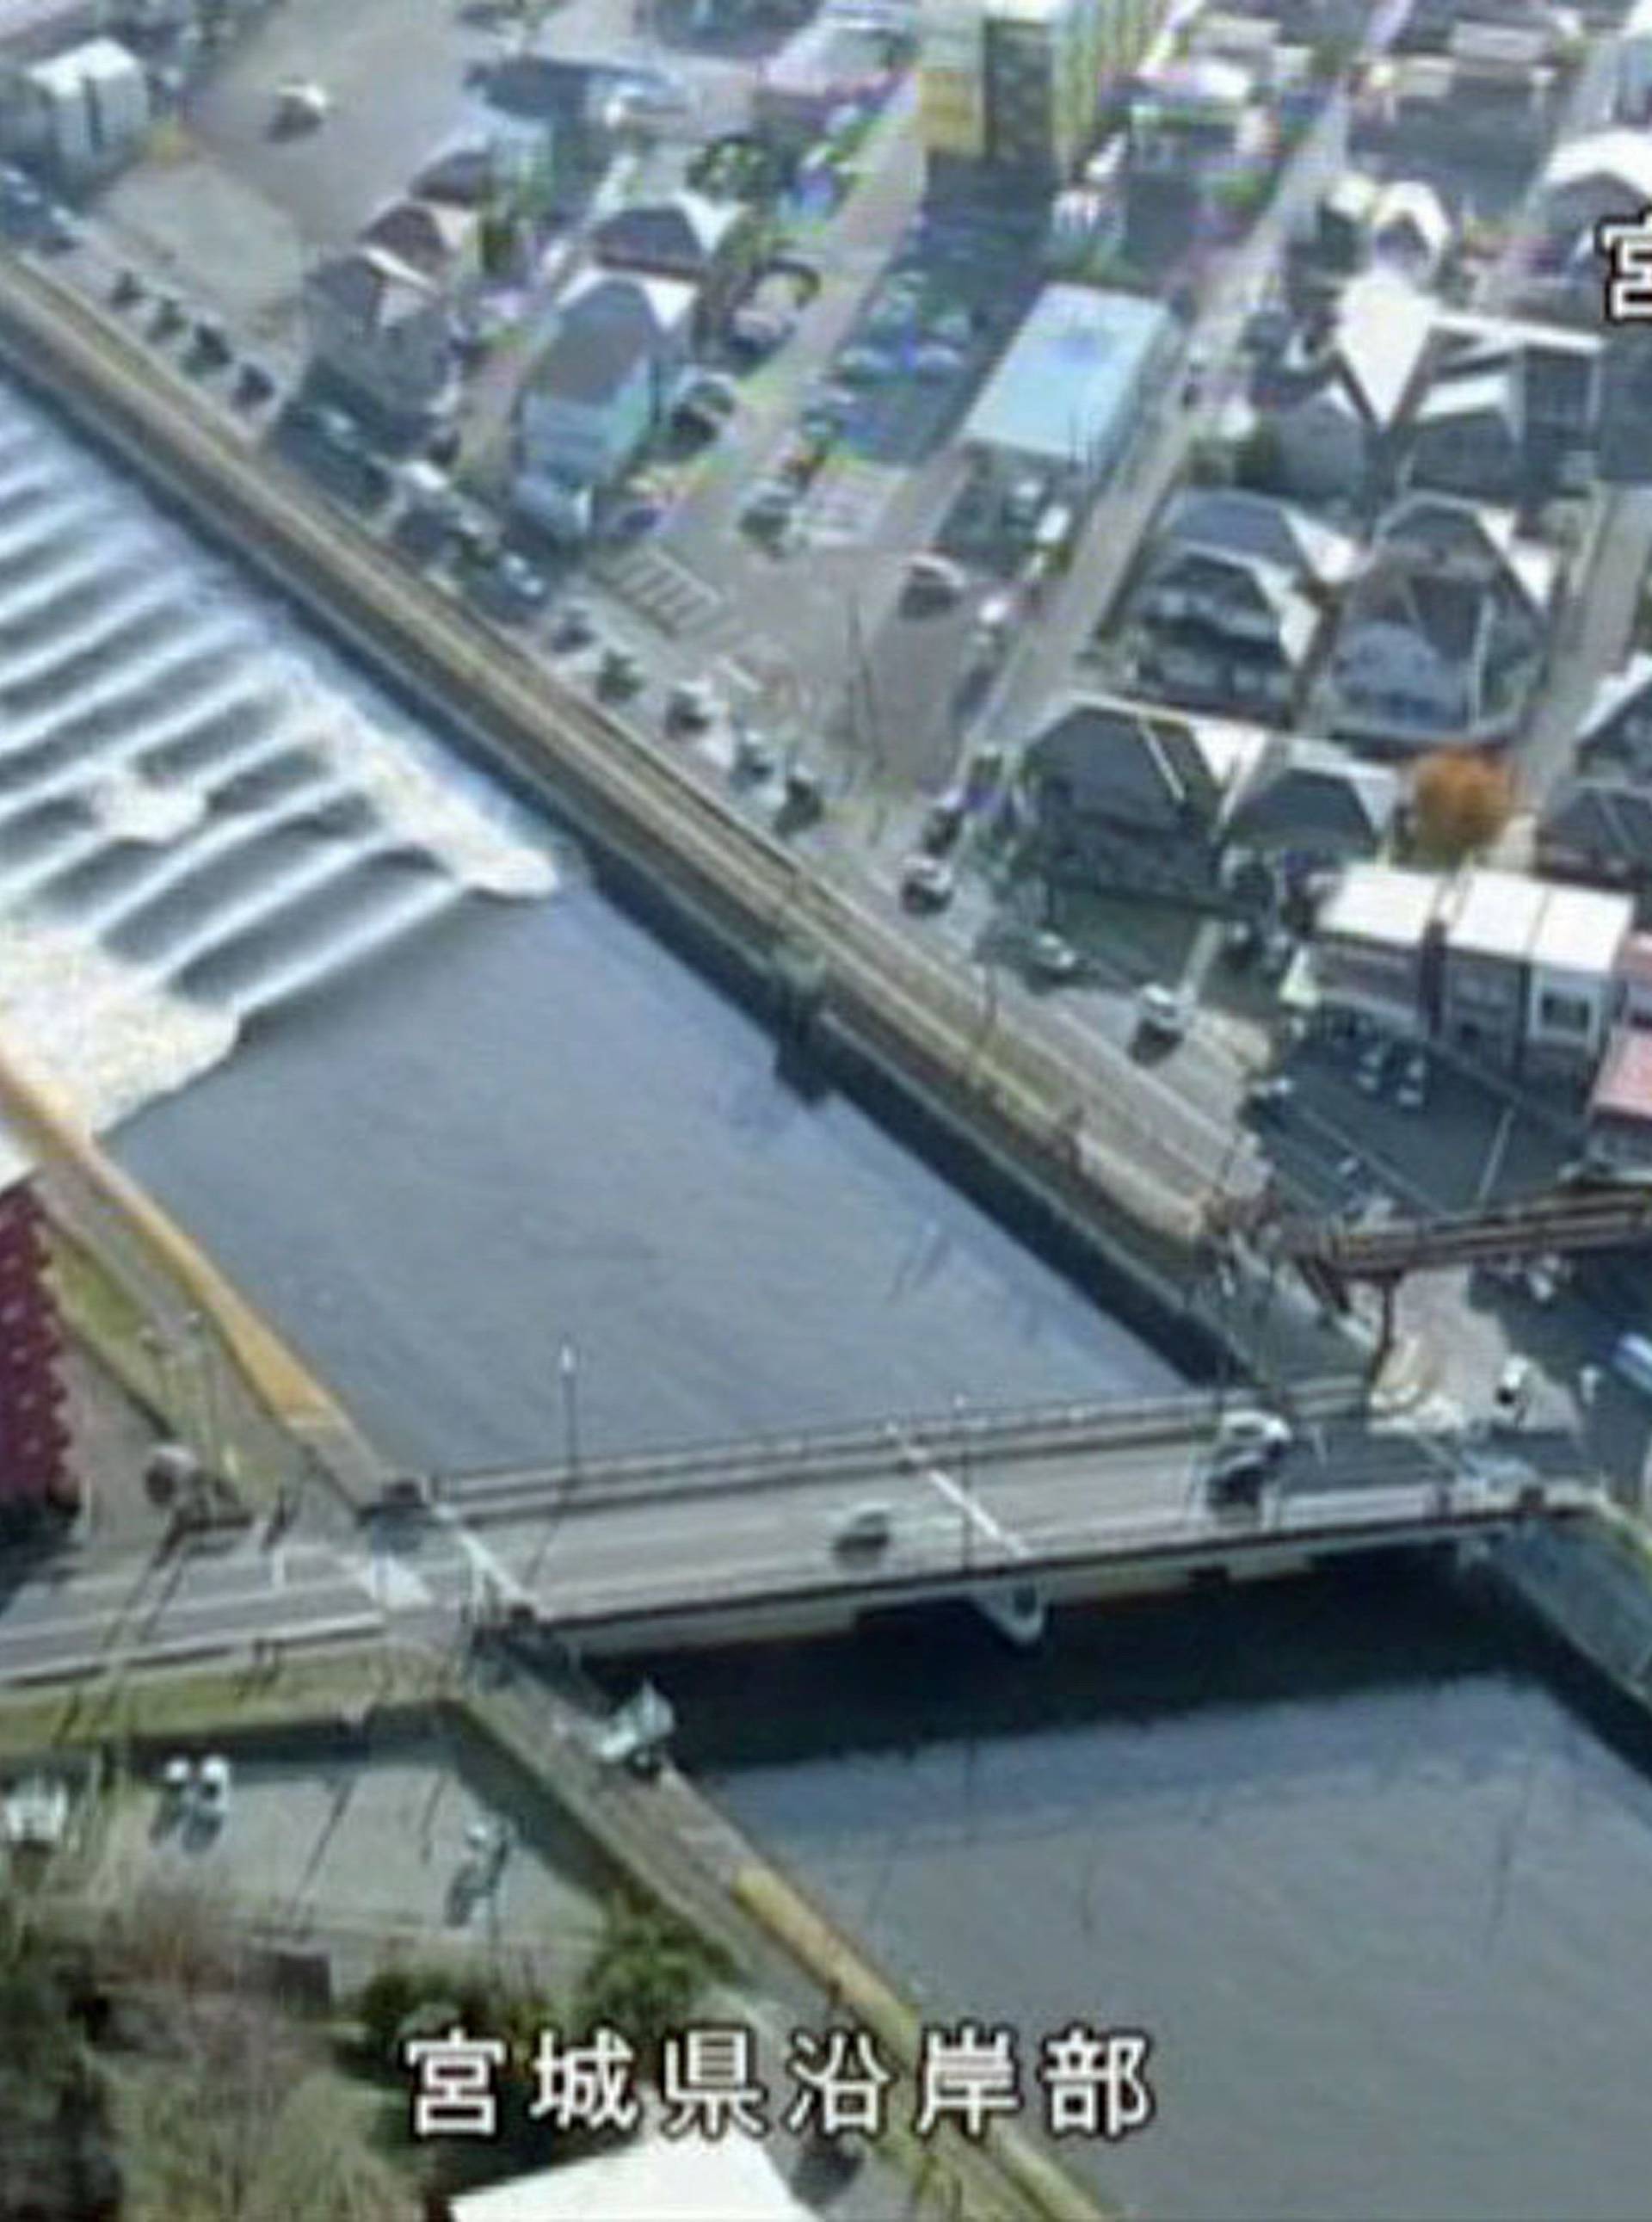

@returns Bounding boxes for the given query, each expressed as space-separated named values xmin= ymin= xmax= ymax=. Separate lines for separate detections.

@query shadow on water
xmin=599 ymin=1560 xmax=1652 ymax=1790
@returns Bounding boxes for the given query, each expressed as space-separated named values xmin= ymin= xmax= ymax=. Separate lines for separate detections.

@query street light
xmin=954 ymin=1393 xmax=973 ymax=1577
xmin=527 ymin=1337 xmax=580 ymax=1590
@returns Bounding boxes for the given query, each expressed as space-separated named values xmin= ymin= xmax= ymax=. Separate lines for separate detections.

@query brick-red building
xmin=0 ymin=1184 xmax=71 ymax=1513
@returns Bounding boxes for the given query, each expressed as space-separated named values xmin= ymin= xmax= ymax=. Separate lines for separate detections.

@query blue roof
xmin=963 ymin=285 xmax=1172 ymax=469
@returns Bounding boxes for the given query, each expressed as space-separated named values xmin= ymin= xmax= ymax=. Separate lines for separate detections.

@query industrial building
xmin=960 ymin=281 xmax=1173 ymax=492
xmin=919 ymin=0 xmax=1168 ymax=192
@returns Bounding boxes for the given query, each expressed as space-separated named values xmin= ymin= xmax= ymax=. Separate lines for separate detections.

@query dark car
xmin=233 ymin=360 xmax=276 ymax=410
xmin=1206 ymin=1448 xmax=1268 ymax=1507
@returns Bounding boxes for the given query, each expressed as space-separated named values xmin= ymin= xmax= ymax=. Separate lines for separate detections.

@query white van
xmin=1612 ymin=1332 xmax=1652 ymax=1398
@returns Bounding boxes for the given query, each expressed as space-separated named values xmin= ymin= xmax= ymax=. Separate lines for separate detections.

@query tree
xmin=573 ymin=1898 xmax=721 ymax=2077
xmin=1411 ymin=749 xmax=1514 ymax=863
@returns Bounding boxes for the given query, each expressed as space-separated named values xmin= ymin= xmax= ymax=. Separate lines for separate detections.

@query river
xmin=9 ymin=375 xmax=1652 ymax=2219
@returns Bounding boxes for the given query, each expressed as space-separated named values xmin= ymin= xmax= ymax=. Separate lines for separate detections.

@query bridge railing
xmin=430 ymin=1375 xmax=1367 ymax=1518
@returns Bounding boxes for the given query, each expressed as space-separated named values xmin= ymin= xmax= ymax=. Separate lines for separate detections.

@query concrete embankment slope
xmin=0 ymin=247 xmax=1361 ymax=1405
xmin=0 ymin=1040 xmax=385 ymax=1503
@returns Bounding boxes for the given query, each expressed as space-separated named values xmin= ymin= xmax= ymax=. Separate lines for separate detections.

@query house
xmin=1436 ymin=865 xmax=1550 ymax=1071
xmin=1310 ymin=861 xmax=1633 ymax=1077
xmin=1316 ymin=171 xmax=1378 ymax=272
xmin=1266 ymin=271 xmax=1434 ymax=501
xmin=1418 ymin=309 xmax=1602 ymax=491
xmin=1311 ymin=862 xmax=1441 ymax=1039
xmin=1133 ymin=546 xmax=1322 ymax=719
xmin=358 ymin=196 xmax=484 ymax=305
xmin=1616 ymin=929 xmax=1652 ymax=1025
xmin=1402 ymin=365 xmax=1525 ymax=501
xmin=512 ymin=269 xmax=695 ymax=534
xmin=754 ymin=15 xmax=903 ymax=147
xmin=302 ymin=247 xmax=455 ymax=426
xmin=1226 ymin=735 xmax=1400 ymax=867
xmin=1522 ymin=879 xmax=1637 ymax=1078
xmin=1575 ymin=656 xmax=1652 ymax=778
xmin=1020 ymin=694 xmax=1267 ymax=902
xmin=589 ymin=190 xmax=760 ymax=339
xmin=1587 ymin=1026 xmax=1652 ymax=1163
xmin=1150 ymin=488 xmax=1360 ymax=595
xmin=1534 ymin=127 xmax=1652 ymax=251
xmin=1324 ymin=493 xmax=1556 ymax=748
xmin=19 ymin=34 xmax=147 ymax=177
xmin=1537 ymin=777 xmax=1652 ymax=913
xmin=1369 ymin=179 xmax=1452 ymax=287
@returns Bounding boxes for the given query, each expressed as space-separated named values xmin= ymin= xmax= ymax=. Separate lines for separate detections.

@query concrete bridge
xmin=388 ymin=1400 xmax=1602 ymax=1659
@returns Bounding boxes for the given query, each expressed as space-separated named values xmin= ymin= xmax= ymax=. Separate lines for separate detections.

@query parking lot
xmin=105 ymin=1732 xmax=612 ymax=1993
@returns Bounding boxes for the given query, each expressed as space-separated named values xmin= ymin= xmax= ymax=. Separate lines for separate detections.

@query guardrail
xmin=0 ymin=247 xmax=1254 ymax=1265
xmin=422 ymin=1374 xmax=1367 ymax=1520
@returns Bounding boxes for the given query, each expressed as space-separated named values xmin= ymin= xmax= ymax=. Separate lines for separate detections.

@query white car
xmin=900 ymin=855 xmax=955 ymax=911
xmin=835 ymin=345 xmax=897 ymax=385
xmin=1028 ymin=930 xmax=1080 ymax=982
xmin=1395 ymin=1050 xmax=1429 ymax=1111
xmin=1135 ymin=982 xmax=1188 ymax=1041
xmin=912 ymin=340 xmax=966 ymax=381
xmin=1492 ymin=1357 xmax=1533 ymax=1430
xmin=667 ymin=678 xmax=721 ymax=731
xmin=195 ymin=1756 xmax=231 ymax=1825
xmin=1215 ymin=1407 xmax=1294 ymax=1462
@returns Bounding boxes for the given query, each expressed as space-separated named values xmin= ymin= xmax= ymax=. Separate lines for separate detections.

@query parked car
xmin=232 ymin=360 xmax=275 ymax=410
xmin=921 ymin=787 xmax=968 ymax=855
xmin=109 ymin=266 xmax=143 ymax=309
xmin=782 ymin=762 xmax=825 ymax=826
xmin=900 ymin=855 xmax=955 ymax=911
xmin=741 ymin=481 xmax=798 ymax=537
xmin=195 ymin=1756 xmax=231 ymax=1825
xmin=1396 ymin=1050 xmax=1429 ymax=1112
xmin=667 ymin=677 xmax=720 ymax=731
xmin=1027 ymin=930 xmax=1080 ymax=983
xmin=1492 ymin=1357 xmax=1533 ymax=1430
xmin=912 ymin=340 xmax=966 ymax=381
xmin=551 ymin=599 xmax=595 ymax=651
xmin=1135 ymin=983 xmax=1188 ymax=1042
xmin=191 ymin=316 xmax=231 ymax=369
xmin=596 ymin=645 xmax=644 ymax=698
xmin=1354 ymin=1041 xmax=1391 ymax=1096
xmin=1245 ymin=1075 xmax=1295 ymax=1120
xmin=1223 ymin=918 xmax=1262 ymax=969
xmin=903 ymin=553 xmax=968 ymax=606
xmin=835 ymin=344 xmax=897 ymax=386
xmin=1003 ymin=473 xmax=1047 ymax=530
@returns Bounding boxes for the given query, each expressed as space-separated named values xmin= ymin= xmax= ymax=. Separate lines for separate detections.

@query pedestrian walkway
xmin=589 ymin=544 xmax=725 ymax=638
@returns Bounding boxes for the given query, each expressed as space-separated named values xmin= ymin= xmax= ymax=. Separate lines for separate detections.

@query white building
xmin=1619 ymin=0 xmax=1652 ymax=122
xmin=513 ymin=268 xmax=695 ymax=535
xmin=22 ymin=34 xmax=147 ymax=177
xmin=1310 ymin=861 xmax=1634 ymax=1081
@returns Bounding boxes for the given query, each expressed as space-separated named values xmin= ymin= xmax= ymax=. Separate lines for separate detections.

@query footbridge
xmin=1264 ymin=1178 xmax=1652 ymax=1325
